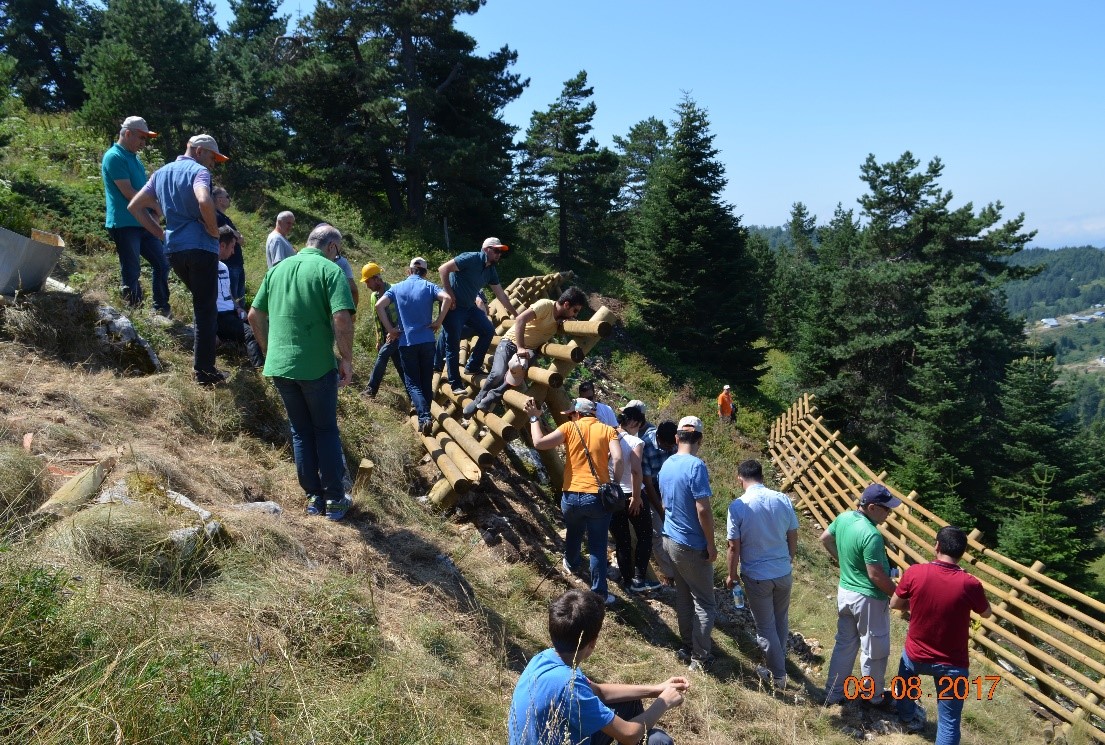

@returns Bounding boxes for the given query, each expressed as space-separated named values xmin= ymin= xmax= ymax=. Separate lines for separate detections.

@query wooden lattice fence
xmin=770 ymin=394 xmax=1105 ymax=742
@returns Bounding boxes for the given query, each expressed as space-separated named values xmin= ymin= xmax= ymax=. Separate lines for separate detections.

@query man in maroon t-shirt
xmin=889 ymin=526 xmax=992 ymax=744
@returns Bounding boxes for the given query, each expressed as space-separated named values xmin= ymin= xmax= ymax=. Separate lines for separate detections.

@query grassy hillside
xmin=0 ymin=114 xmax=1051 ymax=744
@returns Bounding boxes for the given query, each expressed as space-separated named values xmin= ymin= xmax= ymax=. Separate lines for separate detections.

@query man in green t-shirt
xmin=819 ymin=483 xmax=900 ymax=708
xmin=248 ymin=224 xmax=356 ymax=521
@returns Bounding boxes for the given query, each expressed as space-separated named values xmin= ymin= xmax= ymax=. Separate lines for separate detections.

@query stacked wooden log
xmin=416 ymin=271 xmax=613 ymax=508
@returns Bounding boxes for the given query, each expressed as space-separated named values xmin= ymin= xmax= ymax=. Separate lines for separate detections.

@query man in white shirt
xmin=579 ymin=380 xmax=619 ymax=427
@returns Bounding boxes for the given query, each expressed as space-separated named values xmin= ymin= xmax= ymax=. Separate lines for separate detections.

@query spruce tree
xmin=629 ymin=95 xmax=763 ymax=379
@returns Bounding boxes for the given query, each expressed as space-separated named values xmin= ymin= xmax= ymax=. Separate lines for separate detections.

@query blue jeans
xmin=168 ymin=248 xmax=220 ymax=380
xmin=443 ymin=305 xmax=495 ymax=388
xmin=561 ymin=491 xmax=611 ymax=597
xmin=368 ymin=337 xmax=404 ymax=393
xmin=398 ymin=341 xmax=435 ymax=423
xmin=895 ymin=649 xmax=969 ymax=745
xmin=226 ymin=262 xmax=245 ymax=303
xmin=108 ymin=226 xmax=170 ymax=313
xmin=272 ymin=371 xmax=345 ymax=502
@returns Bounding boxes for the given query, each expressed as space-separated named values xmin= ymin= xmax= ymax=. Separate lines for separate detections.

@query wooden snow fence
xmin=419 ymin=271 xmax=614 ymax=509
xmin=769 ymin=393 xmax=1105 ymax=742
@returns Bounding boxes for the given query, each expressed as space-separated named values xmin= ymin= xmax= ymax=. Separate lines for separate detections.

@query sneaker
xmin=450 ymin=384 xmax=467 ymax=396
xmin=861 ymin=692 xmax=898 ymax=713
xmin=687 ymin=654 xmax=714 ymax=673
xmin=603 ymin=593 xmax=616 ymax=606
xmin=561 ymin=557 xmax=575 ymax=577
xmin=196 ymin=369 xmax=230 ymax=386
xmin=901 ymin=702 xmax=926 ymax=732
xmin=629 ymin=577 xmax=663 ymax=593
xmin=305 ymin=495 xmax=323 ymax=516
xmin=420 ymin=418 xmax=433 ymax=436
xmin=675 ymin=646 xmax=693 ymax=664
xmin=756 ymin=665 xmax=787 ymax=690
xmin=325 ymin=495 xmax=353 ymax=521
xmin=363 ymin=386 xmax=377 ymax=399
xmin=464 ymin=363 xmax=487 ymax=375
xmin=462 ymin=400 xmax=478 ymax=418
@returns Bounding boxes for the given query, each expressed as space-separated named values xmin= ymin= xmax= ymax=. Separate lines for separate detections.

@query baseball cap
xmin=188 ymin=134 xmax=230 ymax=162
xmin=860 ymin=483 xmax=902 ymax=508
xmin=562 ymin=398 xmax=596 ymax=416
xmin=677 ymin=415 xmax=703 ymax=433
xmin=482 ymin=237 xmax=510 ymax=252
xmin=121 ymin=116 xmax=158 ymax=137
xmin=361 ymin=262 xmax=382 ymax=282
xmin=622 ymin=399 xmax=646 ymax=414
xmin=410 ymin=257 xmax=428 ymax=270
xmin=723 ymin=384 xmax=731 ymax=390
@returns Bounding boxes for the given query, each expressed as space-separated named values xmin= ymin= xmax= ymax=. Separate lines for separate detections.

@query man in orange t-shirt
xmin=717 ymin=384 xmax=734 ymax=422
xmin=526 ymin=397 xmax=624 ymax=605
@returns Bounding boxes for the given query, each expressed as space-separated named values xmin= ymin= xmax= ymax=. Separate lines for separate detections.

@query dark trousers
xmin=470 ymin=338 xmax=516 ymax=412
xmin=442 ymin=305 xmax=495 ymax=388
xmin=590 ymin=700 xmax=674 ymax=745
xmin=610 ymin=498 xmax=654 ymax=585
xmin=216 ymin=310 xmax=265 ymax=368
xmin=368 ymin=337 xmax=404 ymax=393
xmin=226 ymin=262 xmax=245 ymax=303
xmin=398 ymin=341 xmax=435 ymax=423
xmin=108 ymin=226 xmax=170 ymax=313
xmin=168 ymin=249 xmax=220 ymax=381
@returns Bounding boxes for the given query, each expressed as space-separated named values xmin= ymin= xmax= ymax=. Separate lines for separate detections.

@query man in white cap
xmin=101 ymin=116 xmax=171 ymax=317
xmin=717 ymin=384 xmax=734 ymax=423
xmin=438 ymin=237 xmax=519 ymax=395
xmin=376 ymin=256 xmax=452 ymax=435
xmin=128 ymin=133 xmax=229 ymax=385
xmin=659 ymin=415 xmax=718 ymax=672
xmin=820 ymin=483 xmax=901 ymax=708
xmin=524 ymin=396 xmax=623 ymax=606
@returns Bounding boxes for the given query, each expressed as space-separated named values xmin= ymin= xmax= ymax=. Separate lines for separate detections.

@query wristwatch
xmin=529 ymin=415 xmax=539 ymax=423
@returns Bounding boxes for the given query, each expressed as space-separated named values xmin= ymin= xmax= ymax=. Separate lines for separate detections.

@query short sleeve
xmin=966 ymin=576 xmax=989 ymax=614
xmin=894 ymin=566 xmax=915 ymax=598
xmin=690 ymin=461 xmax=712 ymax=500
xmin=861 ymin=532 xmax=887 ymax=566
xmin=328 ymin=266 xmax=355 ymax=313
xmin=251 ymin=275 xmax=269 ymax=313
xmin=103 ymin=150 xmax=128 ymax=182
xmin=726 ymin=502 xmax=741 ymax=540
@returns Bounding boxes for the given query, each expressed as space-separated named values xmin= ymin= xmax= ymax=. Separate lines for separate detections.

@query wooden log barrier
xmin=412 ymin=417 xmax=471 ymax=495
xmin=526 ymin=366 xmax=563 ymax=388
xmin=430 ymin=402 xmax=493 ymax=467
xmin=541 ymin=341 xmax=585 ymax=363
xmin=438 ymin=432 xmax=482 ymax=483
xmin=561 ymin=318 xmax=612 ymax=338
xmin=428 ymin=478 xmax=457 ymax=509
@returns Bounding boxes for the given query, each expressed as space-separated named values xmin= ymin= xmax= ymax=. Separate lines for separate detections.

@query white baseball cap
xmin=677 ymin=415 xmax=703 ymax=433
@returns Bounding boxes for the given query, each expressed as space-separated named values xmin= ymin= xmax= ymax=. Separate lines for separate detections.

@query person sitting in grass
xmin=508 ymin=588 xmax=689 ymax=745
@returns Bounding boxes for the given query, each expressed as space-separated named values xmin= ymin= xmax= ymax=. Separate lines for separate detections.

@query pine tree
xmin=0 ymin=0 xmax=99 ymax=111
xmin=79 ymin=0 xmax=217 ymax=148
xmin=629 ymin=95 xmax=763 ymax=379
xmin=990 ymin=354 xmax=1104 ymax=586
xmin=515 ymin=71 xmax=619 ymax=266
xmin=765 ymin=202 xmax=816 ymax=351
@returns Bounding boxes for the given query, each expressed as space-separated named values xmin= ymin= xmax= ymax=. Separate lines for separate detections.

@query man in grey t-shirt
xmin=265 ymin=211 xmax=296 ymax=267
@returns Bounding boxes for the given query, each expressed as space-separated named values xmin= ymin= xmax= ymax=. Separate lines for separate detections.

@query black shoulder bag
xmin=570 ymin=419 xmax=626 ymax=512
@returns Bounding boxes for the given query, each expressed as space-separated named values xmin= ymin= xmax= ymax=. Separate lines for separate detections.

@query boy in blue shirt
xmin=508 ymin=589 xmax=688 ymax=745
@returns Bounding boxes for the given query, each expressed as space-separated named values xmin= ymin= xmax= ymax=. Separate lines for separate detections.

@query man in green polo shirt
xmin=248 ymin=224 xmax=356 ymax=521
xmin=820 ymin=483 xmax=901 ymax=708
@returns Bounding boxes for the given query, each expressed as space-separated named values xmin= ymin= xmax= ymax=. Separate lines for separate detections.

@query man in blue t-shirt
xmin=376 ymin=257 xmax=452 ymax=435
xmin=726 ymin=459 xmax=799 ymax=690
xmin=658 ymin=415 xmax=718 ymax=672
xmin=437 ymin=237 xmax=519 ymax=395
xmin=128 ymin=134 xmax=229 ymax=386
xmin=508 ymin=589 xmax=688 ymax=745
xmin=101 ymin=116 xmax=170 ymax=316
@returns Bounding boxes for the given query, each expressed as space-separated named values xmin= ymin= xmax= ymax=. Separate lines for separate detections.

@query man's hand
xmin=523 ymin=398 xmax=539 ymax=417
xmin=706 ymin=545 xmax=717 ymax=563
xmin=337 ymin=358 xmax=353 ymax=388
xmin=725 ymin=575 xmax=737 ymax=590
xmin=662 ymin=677 xmax=690 ymax=692
xmin=386 ymin=329 xmax=401 ymax=343
xmin=658 ymin=686 xmax=685 ymax=709
xmin=628 ymin=495 xmax=642 ymax=517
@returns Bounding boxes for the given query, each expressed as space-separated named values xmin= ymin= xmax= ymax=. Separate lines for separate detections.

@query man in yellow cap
xmin=361 ymin=262 xmax=403 ymax=398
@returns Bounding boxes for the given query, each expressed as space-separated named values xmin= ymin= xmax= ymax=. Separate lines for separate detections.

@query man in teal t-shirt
xmin=248 ymin=224 xmax=356 ymax=521
xmin=820 ymin=484 xmax=901 ymax=708
xmin=100 ymin=116 xmax=170 ymax=315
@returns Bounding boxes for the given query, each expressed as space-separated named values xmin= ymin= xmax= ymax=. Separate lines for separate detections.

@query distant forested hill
xmin=1006 ymin=246 xmax=1105 ymax=321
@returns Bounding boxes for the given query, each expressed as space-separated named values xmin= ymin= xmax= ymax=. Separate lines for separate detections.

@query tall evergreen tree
xmin=211 ymin=0 xmax=289 ymax=188
xmin=79 ymin=0 xmax=217 ymax=148
xmin=515 ymin=71 xmax=619 ymax=266
xmin=276 ymin=0 xmax=523 ymax=233
xmin=629 ymin=95 xmax=763 ymax=379
xmin=0 ymin=0 xmax=99 ymax=111
xmin=765 ymin=202 xmax=817 ymax=351
xmin=990 ymin=354 xmax=1104 ymax=586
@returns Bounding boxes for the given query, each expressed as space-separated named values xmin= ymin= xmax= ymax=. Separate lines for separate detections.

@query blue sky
xmin=212 ymin=1 xmax=1104 ymax=247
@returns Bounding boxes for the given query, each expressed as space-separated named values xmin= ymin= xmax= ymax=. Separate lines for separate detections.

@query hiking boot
xmin=462 ymin=400 xmax=479 ymax=418
xmin=363 ymin=386 xmax=377 ymax=399
xmin=629 ymin=577 xmax=663 ymax=593
xmin=196 ymin=369 xmax=230 ymax=386
xmin=420 ymin=418 xmax=433 ymax=436
xmin=325 ymin=495 xmax=353 ymax=521
xmin=756 ymin=665 xmax=786 ymax=690
xmin=675 ymin=646 xmax=692 ymax=664
xmin=305 ymin=495 xmax=323 ymax=516
xmin=687 ymin=653 xmax=715 ymax=673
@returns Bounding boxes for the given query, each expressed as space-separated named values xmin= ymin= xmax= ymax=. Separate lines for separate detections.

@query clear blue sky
xmin=212 ymin=0 xmax=1104 ymax=248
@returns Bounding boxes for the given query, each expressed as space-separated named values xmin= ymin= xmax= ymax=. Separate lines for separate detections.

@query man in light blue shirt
xmin=726 ymin=459 xmax=799 ymax=689
xmin=658 ymin=415 xmax=717 ymax=672
xmin=377 ymin=257 xmax=452 ymax=435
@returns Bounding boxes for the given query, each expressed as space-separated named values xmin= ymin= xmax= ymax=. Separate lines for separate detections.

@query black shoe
xmin=363 ymin=386 xmax=377 ymax=399
xmin=420 ymin=418 xmax=433 ymax=436
xmin=196 ymin=369 xmax=229 ymax=386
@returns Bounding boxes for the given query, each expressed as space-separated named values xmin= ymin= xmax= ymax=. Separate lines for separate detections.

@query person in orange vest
xmin=717 ymin=384 xmax=734 ymax=423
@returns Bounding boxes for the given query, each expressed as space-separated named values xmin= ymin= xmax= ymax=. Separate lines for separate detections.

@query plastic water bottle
xmin=732 ymin=584 xmax=746 ymax=609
